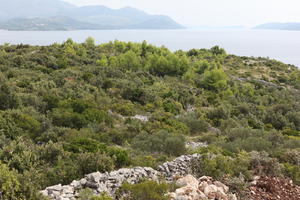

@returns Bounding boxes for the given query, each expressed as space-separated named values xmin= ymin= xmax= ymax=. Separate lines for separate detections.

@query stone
xmin=40 ymin=190 xmax=48 ymax=196
xmin=214 ymin=180 xmax=229 ymax=193
xmin=58 ymin=197 xmax=69 ymax=200
xmin=86 ymin=172 xmax=102 ymax=183
xmin=203 ymin=184 xmax=219 ymax=199
xmin=79 ymin=178 xmax=87 ymax=186
xmin=97 ymin=183 xmax=109 ymax=192
xmin=47 ymin=184 xmax=62 ymax=191
xmin=62 ymin=186 xmax=74 ymax=194
xmin=228 ymin=194 xmax=238 ymax=200
xmin=176 ymin=175 xmax=199 ymax=188
xmin=70 ymin=180 xmax=81 ymax=189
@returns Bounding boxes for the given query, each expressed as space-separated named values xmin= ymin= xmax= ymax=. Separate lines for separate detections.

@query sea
xmin=0 ymin=29 xmax=299 ymax=67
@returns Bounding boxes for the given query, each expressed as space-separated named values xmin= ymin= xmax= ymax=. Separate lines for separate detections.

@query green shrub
xmin=78 ymin=188 xmax=95 ymax=200
xmin=249 ymin=151 xmax=282 ymax=176
xmin=179 ymin=114 xmax=210 ymax=135
xmin=108 ymin=147 xmax=130 ymax=168
xmin=64 ymin=138 xmax=107 ymax=153
xmin=116 ymin=180 xmax=169 ymax=200
xmin=192 ymin=151 xmax=251 ymax=180
xmin=133 ymin=130 xmax=186 ymax=156
xmin=283 ymin=163 xmax=300 ymax=184
xmin=202 ymin=68 xmax=228 ymax=91
xmin=147 ymin=53 xmax=189 ymax=77
xmin=0 ymin=162 xmax=20 ymax=200
xmin=76 ymin=152 xmax=114 ymax=176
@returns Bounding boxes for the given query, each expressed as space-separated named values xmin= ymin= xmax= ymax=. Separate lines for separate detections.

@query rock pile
xmin=169 ymin=175 xmax=237 ymax=200
xmin=41 ymin=154 xmax=199 ymax=200
xmin=41 ymin=167 xmax=159 ymax=200
xmin=157 ymin=154 xmax=200 ymax=181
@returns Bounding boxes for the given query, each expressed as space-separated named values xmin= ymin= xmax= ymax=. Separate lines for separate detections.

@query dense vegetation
xmin=0 ymin=38 xmax=299 ymax=199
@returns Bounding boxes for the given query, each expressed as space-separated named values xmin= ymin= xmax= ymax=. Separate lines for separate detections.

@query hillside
xmin=254 ymin=22 xmax=300 ymax=30
xmin=0 ymin=16 xmax=108 ymax=31
xmin=0 ymin=40 xmax=299 ymax=199
xmin=0 ymin=0 xmax=183 ymax=30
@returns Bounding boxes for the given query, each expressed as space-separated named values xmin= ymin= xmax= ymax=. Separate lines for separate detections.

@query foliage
xmin=116 ymin=180 xmax=170 ymax=200
xmin=133 ymin=130 xmax=186 ymax=156
xmin=78 ymin=188 xmax=112 ymax=200
xmin=0 ymin=162 xmax=20 ymax=200
xmin=0 ymin=39 xmax=299 ymax=199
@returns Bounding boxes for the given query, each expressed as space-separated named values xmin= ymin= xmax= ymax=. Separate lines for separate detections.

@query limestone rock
xmin=170 ymin=175 xmax=236 ymax=200
xmin=176 ymin=175 xmax=199 ymax=188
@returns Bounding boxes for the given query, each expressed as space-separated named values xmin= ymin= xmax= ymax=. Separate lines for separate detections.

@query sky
xmin=64 ymin=0 xmax=300 ymax=27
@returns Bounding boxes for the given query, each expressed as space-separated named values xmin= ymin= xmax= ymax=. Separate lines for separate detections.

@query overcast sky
xmin=64 ymin=0 xmax=300 ymax=27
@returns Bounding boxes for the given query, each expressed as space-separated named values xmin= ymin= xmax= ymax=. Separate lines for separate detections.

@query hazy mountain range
xmin=0 ymin=0 xmax=183 ymax=30
xmin=254 ymin=22 xmax=300 ymax=31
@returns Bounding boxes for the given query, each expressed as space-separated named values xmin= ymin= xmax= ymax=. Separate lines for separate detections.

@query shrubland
xmin=0 ymin=38 xmax=299 ymax=199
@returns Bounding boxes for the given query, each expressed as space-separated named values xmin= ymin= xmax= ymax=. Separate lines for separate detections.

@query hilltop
xmin=0 ymin=0 xmax=183 ymax=30
xmin=0 ymin=40 xmax=299 ymax=199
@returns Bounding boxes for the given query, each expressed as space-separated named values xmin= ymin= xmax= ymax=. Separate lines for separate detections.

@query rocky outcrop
xmin=41 ymin=154 xmax=200 ymax=200
xmin=169 ymin=175 xmax=237 ymax=200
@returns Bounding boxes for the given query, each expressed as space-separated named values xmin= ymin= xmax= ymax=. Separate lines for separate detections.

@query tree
xmin=118 ymin=50 xmax=142 ymax=71
xmin=202 ymin=68 xmax=228 ymax=91
xmin=147 ymin=53 xmax=189 ymax=76
xmin=84 ymin=37 xmax=95 ymax=48
xmin=210 ymin=46 xmax=226 ymax=55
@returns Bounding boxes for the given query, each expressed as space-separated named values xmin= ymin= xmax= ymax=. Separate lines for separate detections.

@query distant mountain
xmin=254 ymin=23 xmax=300 ymax=31
xmin=0 ymin=16 xmax=108 ymax=31
xmin=0 ymin=0 xmax=183 ymax=30
xmin=0 ymin=0 xmax=75 ymax=20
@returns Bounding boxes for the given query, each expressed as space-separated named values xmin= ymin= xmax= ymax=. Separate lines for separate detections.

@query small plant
xmin=116 ymin=180 xmax=170 ymax=200
xmin=78 ymin=188 xmax=112 ymax=200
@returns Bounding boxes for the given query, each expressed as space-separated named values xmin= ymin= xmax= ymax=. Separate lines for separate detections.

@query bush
xmin=0 ymin=162 xmax=20 ymax=200
xmin=118 ymin=50 xmax=142 ymax=71
xmin=132 ymin=130 xmax=186 ymax=156
xmin=249 ymin=151 xmax=282 ymax=176
xmin=107 ymin=147 xmax=130 ymax=168
xmin=78 ymin=188 xmax=112 ymax=200
xmin=222 ymin=137 xmax=273 ymax=153
xmin=206 ymin=106 xmax=230 ymax=126
xmin=192 ymin=151 xmax=251 ymax=180
xmin=116 ymin=180 xmax=169 ymax=200
xmin=76 ymin=152 xmax=114 ymax=176
xmin=0 ymin=113 xmax=22 ymax=139
xmin=147 ymin=53 xmax=188 ymax=77
xmin=283 ymin=163 xmax=300 ymax=184
xmin=202 ymin=68 xmax=228 ymax=91
xmin=64 ymin=138 xmax=107 ymax=153
xmin=179 ymin=114 xmax=210 ymax=135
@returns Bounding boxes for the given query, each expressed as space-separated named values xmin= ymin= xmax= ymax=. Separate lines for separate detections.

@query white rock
xmin=62 ymin=185 xmax=74 ymax=194
xmin=214 ymin=181 xmax=229 ymax=193
xmin=176 ymin=175 xmax=199 ymax=189
xmin=70 ymin=180 xmax=81 ymax=188
xmin=87 ymin=172 xmax=102 ymax=183
xmin=47 ymin=184 xmax=62 ymax=191
xmin=40 ymin=190 xmax=48 ymax=196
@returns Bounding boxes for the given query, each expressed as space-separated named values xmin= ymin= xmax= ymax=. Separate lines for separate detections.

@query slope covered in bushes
xmin=0 ymin=39 xmax=299 ymax=199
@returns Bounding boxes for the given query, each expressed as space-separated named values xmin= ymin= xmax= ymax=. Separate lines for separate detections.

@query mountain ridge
xmin=0 ymin=0 xmax=183 ymax=30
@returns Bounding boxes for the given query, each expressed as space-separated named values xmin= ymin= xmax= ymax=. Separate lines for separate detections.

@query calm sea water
xmin=0 ymin=29 xmax=299 ymax=67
